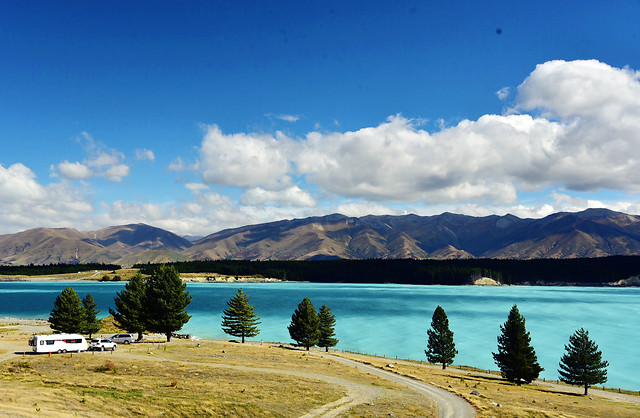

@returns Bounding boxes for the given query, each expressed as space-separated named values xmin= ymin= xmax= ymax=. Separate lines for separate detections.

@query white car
xmin=90 ymin=338 xmax=117 ymax=351
xmin=110 ymin=333 xmax=134 ymax=344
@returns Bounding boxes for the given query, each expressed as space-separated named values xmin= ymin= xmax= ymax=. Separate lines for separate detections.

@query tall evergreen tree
xmin=288 ymin=297 xmax=320 ymax=350
xmin=145 ymin=265 xmax=192 ymax=342
xmin=109 ymin=272 xmax=147 ymax=341
xmin=221 ymin=288 xmax=261 ymax=343
xmin=49 ymin=286 xmax=85 ymax=334
xmin=492 ymin=304 xmax=543 ymax=385
xmin=82 ymin=293 xmax=101 ymax=338
xmin=558 ymin=328 xmax=609 ymax=395
xmin=425 ymin=305 xmax=458 ymax=369
xmin=318 ymin=305 xmax=339 ymax=352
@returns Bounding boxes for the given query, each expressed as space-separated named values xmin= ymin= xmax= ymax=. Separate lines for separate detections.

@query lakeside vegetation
xmin=3 ymin=256 xmax=640 ymax=285
xmin=0 ymin=263 xmax=121 ymax=277
xmin=135 ymin=256 xmax=640 ymax=285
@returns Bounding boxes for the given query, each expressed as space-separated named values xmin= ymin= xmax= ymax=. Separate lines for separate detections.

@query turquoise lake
xmin=1 ymin=281 xmax=638 ymax=390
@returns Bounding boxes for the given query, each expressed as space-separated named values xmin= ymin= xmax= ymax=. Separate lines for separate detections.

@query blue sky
xmin=2 ymin=1 xmax=640 ymax=236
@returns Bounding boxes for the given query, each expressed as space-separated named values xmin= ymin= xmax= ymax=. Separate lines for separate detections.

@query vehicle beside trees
xmin=558 ymin=328 xmax=609 ymax=395
xmin=221 ymin=288 xmax=261 ymax=343
xmin=493 ymin=304 xmax=543 ymax=385
xmin=141 ymin=265 xmax=192 ymax=342
xmin=110 ymin=272 xmax=148 ymax=341
xmin=109 ymin=266 xmax=192 ymax=342
xmin=425 ymin=305 xmax=457 ymax=369
xmin=82 ymin=294 xmax=100 ymax=338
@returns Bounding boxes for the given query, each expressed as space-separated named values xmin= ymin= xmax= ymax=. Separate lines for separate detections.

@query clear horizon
xmin=2 ymin=2 xmax=640 ymax=236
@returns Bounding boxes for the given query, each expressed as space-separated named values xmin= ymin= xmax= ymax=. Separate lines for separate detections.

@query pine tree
xmin=49 ymin=286 xmax=85 ymax=334
xmin=221 ymin=288 xmax=261 ymax=343
xmin=318 ymin=305 xmax=338 ymax=352
xmin=425 ymin=305 xmax=458 ymax=369
xmin=492 ymin=304 xmax=543 ymax=385
xmin=558 ymin=328 xmax=608 ymax=395
xmin=145 ymin=265 xmax=192 ymax=342
xmin=82 ymin=293 xmax=101 ymax=338
xmin=109 ymin=272 xmax=147 ymax=341
xmin=288 ymin=297 xmax=320 ymax=350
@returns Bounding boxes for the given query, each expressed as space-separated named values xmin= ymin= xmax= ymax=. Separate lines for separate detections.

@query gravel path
xmin=323 ymin=354 xmax=476 ymax=418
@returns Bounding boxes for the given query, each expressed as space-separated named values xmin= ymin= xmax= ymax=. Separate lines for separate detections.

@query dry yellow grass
xmin=338 ymin=353 xmax=640 ymax=417
xmin=0 ymin=323 xmax=437 ymax=417
xmin=2 ymin=320 xmax=639 ymax=417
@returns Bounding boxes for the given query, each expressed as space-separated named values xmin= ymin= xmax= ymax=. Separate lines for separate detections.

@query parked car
xmin=110 ymin=333 xmax=134 ymax=344
xmin=89 ymin=338 xmax=117 ymax=351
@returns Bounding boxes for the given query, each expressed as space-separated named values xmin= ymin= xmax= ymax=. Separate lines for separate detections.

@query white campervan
xmin=29 ymin=334 xmax=88 ymax=354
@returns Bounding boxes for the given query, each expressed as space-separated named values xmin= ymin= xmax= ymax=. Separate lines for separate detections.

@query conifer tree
xmin=425 ymin=305 xmax=457 ymax=369
xmin=493 ymin=304 xmax=543 ymax=385
xmin=318 ymin=304 xmax=338 ymax=352
xmin=82 ymin=293 xmax=101 ymax=338
xmin=558 ymin=328 xmax=608 ymax=395
xmin=144 ymin=265 xmax=192 ymax=342
xmin=109 ymin=272 xmax=147 ymax=341
xmin=221 ymin=288 xmax=261 ymax=343
xmin=49 ymin=286 xmax=85 ymax=334
xmin=288 ymin=297 xmax=320 ymax=350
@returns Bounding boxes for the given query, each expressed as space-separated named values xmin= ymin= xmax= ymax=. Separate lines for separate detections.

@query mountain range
xmin=2 ymin=208 xmax=640 ymax=266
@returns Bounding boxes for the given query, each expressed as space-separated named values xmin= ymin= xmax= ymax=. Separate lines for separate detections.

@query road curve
xmin=324 ymin=354 xmax=476 ymax=418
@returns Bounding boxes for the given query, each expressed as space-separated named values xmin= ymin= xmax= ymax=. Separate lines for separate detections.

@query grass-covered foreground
xmin=0 ymin=321 xmax=638 ymax=417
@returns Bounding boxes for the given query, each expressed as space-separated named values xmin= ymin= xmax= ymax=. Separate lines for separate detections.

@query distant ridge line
xmin=2 ymin=209 xmax=640 ymax=266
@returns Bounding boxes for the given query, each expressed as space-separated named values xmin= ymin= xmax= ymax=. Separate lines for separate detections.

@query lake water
xmin=1 ymin=281 xmax=638 ymax=390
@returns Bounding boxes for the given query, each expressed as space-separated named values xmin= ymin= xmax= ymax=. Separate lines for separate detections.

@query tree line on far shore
xmin=135 ymin=256 xmax=640 ymax=286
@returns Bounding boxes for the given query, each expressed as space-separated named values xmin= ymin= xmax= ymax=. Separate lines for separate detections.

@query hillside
xmin=2 ymin=209 xmax=640 ymax=266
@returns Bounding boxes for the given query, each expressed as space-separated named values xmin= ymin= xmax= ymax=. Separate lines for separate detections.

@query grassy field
xmin=0 ymin=323 xmax=436 ymax=417
xmin=1 ymin=321 xmax=639 ymax=417
xmin=337 ymin=353 xmax=640 ymax=417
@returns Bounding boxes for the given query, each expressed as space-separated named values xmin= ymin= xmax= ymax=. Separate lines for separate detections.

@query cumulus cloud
xmin=198 ymin=124 xmax=292 ymax=190
xmin=0 ymin=163 xmax=94 ymax=233
xmin=54 ymin=132 xmax=132 ymax=182
xmin=239 ymin=186 xmax=316 ymax=207
xmin=496 ymin=86 xmax=511 ymax=100
xmin=335 ymin=202 xmax=399 ymax=217
xmin=57 ymin=161 xmax=93 ymax=180
xmin=265 ymin=113 xmax=301 ymax=122
xmin=186 ymin=60 xmax=640 ymax=208
xmin=135 ymin=148 xmax=155 ymax=161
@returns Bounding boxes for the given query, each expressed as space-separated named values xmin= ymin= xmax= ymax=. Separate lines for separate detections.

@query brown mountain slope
xmin=0 ymin=224 xmax=191 ymax=266
xmin=2 ymin=209 xmax=640 ymax=265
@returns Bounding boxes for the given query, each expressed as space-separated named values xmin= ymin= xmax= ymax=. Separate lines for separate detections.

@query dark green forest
xmin=134 ymin=256 xmax=640 ymax=285
xmin=0 ymin=263 xmax=121 ymax=277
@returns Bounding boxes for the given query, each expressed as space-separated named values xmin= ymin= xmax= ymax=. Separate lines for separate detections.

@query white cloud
xmin=265 ymin=113 xmax=300 ymax=122
xmin=0 ymin=163 xmax=47 ymax=202
xmin=0 ymin=163 xmax=94 ymax=233
xmin=496 ymin=86 xmax=511 ymax=100
xmin=335 ymin=202 xmax=399 ymax=217
xmin=57 ymin=161 xmax=93 ymax=180
xmin=135 ymin=148 xmax=155 ymax=161
xmin=239 ymin=186 xmax=316 ymax=207
xmin=54 ymin=132 xmax=132 ymax=182
xmin=103 ymin=164 xmax=130 ymax=182
xmin=168 ymin=157 xmax=187 ymax=171
xmin=198 ymin=124 xmax=292 ymax=190
xmin=185 ymin=183 xmax=209 ymax=195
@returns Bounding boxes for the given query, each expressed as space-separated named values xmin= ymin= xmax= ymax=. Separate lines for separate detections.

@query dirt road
xmin=324 ymin=354 xmax=475 ymax=418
